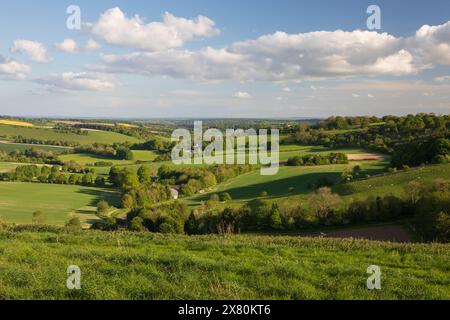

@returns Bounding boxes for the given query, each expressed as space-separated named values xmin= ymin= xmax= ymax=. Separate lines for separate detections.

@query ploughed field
xmin=0 ymin=229 xmax=448 ymax=299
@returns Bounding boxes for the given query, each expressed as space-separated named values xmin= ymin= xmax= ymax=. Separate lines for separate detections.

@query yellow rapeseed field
xmin=0 ymin=119 xmax=34 ymax=127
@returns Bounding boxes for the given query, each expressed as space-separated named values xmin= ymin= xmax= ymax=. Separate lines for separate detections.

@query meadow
xmin=0 ymin=141 xmax=71 ymax=154
xmin=59 ymin=150 xmax=159 ymax=166
xmin=0 ymin=229 xmax=448 ymax=299
xmin=187 ymin=158 xmax=389 ymax=205
xmin=0 ymin=124 xmax=142 ymax=145
xmin=0 ymin=162 xmax=50 ymax=173
xmin=0 ymin=182 xmax=120 ymax=226
xmin=334 ymin=163 xmax=450 ymax=200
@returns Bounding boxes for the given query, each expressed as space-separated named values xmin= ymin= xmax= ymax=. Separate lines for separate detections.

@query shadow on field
xmin=75 ymin=188 xmax=121 ymax=207
xmin=194 ymin=172 xmax=343 ymax=202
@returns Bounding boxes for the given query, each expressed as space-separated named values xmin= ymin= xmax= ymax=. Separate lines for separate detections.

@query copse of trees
xmin=391 ymin=137 xmax=450 ymax=168
xmin=157 ymin=164 xmax=255 ymax=196
xmin=0 ymin=148 xmax=61 ymax=165
xmin=125 ymin=201 xmax=190 ymax=234
xmin=74 ymin=143 xmax=133 ymax=160
xmin=287 ymin=153 xmax=348 ymax=166
xmin=183 ymin=179 xmax=449 ymax=242
xmin=13 ymin=136 xmax=80 ymax=147
xmin=0 ymin=164 xmax=106 ymax=187
xmin=282 ymin=114 xmax=450 ymax=153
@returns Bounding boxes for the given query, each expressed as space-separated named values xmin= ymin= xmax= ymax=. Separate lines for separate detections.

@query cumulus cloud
xmin=85 ymin=39 xmax=101 ymax=51
xmin=56 ymin=39 xmax=102 ymax=54
xmin=0 ymin=56 xmax=32 ymax=79
xmin=233 ymin=91 xmax=252 ymax=99
xmin=413 ymin=21 xmax=450 ymax=65
xmin=56 ymin=39 xmax=79 ymax=53
xmin=87 ymin=7 xmax=220 ymax=51
xmin=10 ymin=40 xmax=50 ymax=63
xmin=34 ymin=72 xmax=116 ymax=91
xmin=89 ymin=19 xmax=450 ymax=83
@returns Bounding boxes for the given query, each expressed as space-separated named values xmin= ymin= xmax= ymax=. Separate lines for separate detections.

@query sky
xmin=0 ymin=0 xmax=450 ymax=118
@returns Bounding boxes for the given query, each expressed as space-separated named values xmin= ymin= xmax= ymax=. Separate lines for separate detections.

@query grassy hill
xmin=0 ymin=182 xmax=120 ymax=226
xmin=0 ymin=142 xmax=71 ymax=154
xmin=187 ymin=158 xmax=389 ymax=205
xmin=0 ymin=229 xmax=448 ymax=299
xmin=334 ymin=163 xmax=450 ymax=200
xmin=0 ymin=124 xmax=142 ymax=145
xmin=59 ymin=150 xmax=159 ymax=166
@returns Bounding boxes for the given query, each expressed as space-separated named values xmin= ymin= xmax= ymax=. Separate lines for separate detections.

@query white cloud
xmin=56 ymin=39 xmax=79 ymax=53
xmin=10 ymin=40 xmax=50 ymax=63
xmin=56 ymin=39 xmax=102 ymax=54
xmin=91 ymin=19 xmax=450 ymax=84
xmin=233 ymin=91 xmax=252 ymax=99
xmin=85 ymin=39 xmax=101 ymax=51
xmin=34 ymin=72 xmax=116 ymax=91
xmin=87 ymin=7 xmax=220 ymax=51
xmin=282 ymin=87 xmax=291 ymax=92
xmin=352 ymin=93 xmax=360 ymax=98
xmin=434 ymin=75 xmax=450 ymax=82
xmin=0 ymin=56 xmax=32 ymax=79
xmin=367 ymin=93 xmax=375 ymax=98
xmin=413 ymin=21 xmax=450 ymax=65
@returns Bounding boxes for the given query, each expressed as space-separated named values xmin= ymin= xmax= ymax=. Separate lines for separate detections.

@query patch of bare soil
xmin=347 ymin=153 xmax=385 ymax=161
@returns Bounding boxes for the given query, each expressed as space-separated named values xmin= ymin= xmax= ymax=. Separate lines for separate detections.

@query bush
xmin=65 ymin=215 xmax=82 ymax=230
xmin=96 ymin=201 xmax=110 ymax=216
xmin=32 ymin=210 xmax=46 ymax=224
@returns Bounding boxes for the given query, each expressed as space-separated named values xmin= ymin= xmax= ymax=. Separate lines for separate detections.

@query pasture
xmin=188 ymin=159 xmax=388 ymax=205
xmin=0 ymin=182 xmax=120 ymax=226
xmin=0 ymin=124 xmax=142 ymax=145
xmin=334 ymin=163 xmax=450 ymax=200
xmin=59 ymin=150 xmax=159 ymax=166
xmin=0 ymin=230 xmax=448 ymax=299
xmin=0 ymin=141 xmax=71 ymax=154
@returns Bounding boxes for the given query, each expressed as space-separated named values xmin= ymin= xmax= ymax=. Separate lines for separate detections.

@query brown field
xmin=347 ymin=153 xmax=385 ymax=161
xmin=320 ymin=224 xmax=413 ymax=243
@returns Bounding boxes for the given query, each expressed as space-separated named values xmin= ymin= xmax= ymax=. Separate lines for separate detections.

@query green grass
xmin=0 ymin=230 xmax=448 ymax=299
xmin=59 ymin=150 xmax=159 ymax=166
xmin=0 ymin=162 xmax=51 ymax=173
xmin=334 ymin=163 xmax=450 ymax=200
xmin=0 ymin=142 xmax=71 ymax=154
xmin=0 ymin=182 xmax=120 ymax=226
xmin=187 ymin=159 xmax=389 ymax=205
xmin=0 ymin=124 xmax=142 ymax=145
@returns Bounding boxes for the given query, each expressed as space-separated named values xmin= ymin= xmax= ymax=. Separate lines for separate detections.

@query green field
xmin=0 ymin=142 xmax=71 ymax=154
xmin=188 ymin=159 xmax=389 ymax=205
xmin=334 ymin=163 xmax=450 ymax=200
xmin=0 ymin=229 xmax=448 ymax=299
xmin=0 ymin=182 xmax=120 ymax=226
xmin=0 ymin=124 xmax=142 ymax=145
xmin=0 ymin=162 xmax=51 ymax=173
xmin=59 ymin=150 xmax=159 ymax=166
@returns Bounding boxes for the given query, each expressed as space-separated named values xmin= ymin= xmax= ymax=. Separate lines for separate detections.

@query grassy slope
xmin=0 ymin=124 xmax=142 ymax=145
xmin=0 ymin=142 xmax=71 ymax=154
xmin=0 ymin=230 xmax=448 ymax=299
xmin=334 ymin=163 xmax=450 ymax=200
xmin=0 ymin=162 xmax=51 ymax=173
xmin=187 ymin=159 xmax=389 ymax=205
xmin=0 ymin=182 xmax=120 ymax=226
xmin=59 ymin=150 xmax=159 ymax=166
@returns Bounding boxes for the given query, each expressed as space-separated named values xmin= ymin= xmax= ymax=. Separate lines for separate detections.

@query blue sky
xmin=0 ymin=0 xmax=449 ymax=118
